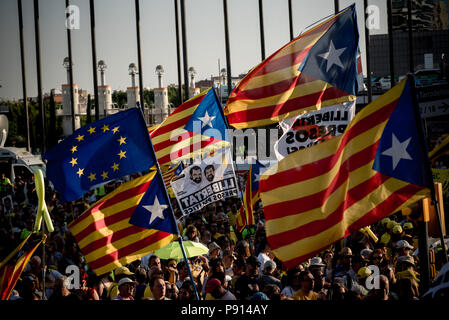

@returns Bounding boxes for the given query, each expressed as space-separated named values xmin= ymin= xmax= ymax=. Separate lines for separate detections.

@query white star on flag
xmin=143 ymin=196 xmax=168 ymax=225
xmin=381 ymin=133 xmax=413 ymax=170
xmin=318 ymin=41 xmax=347 ymax=72
xmin=198 ymin=111 xmax=216 ymax=128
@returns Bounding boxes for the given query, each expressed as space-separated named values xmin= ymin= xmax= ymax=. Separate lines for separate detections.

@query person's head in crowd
xmin=117 ymin=277 xmax=135 ymax=300
xmin=178 ymin=280 xmax=195 ymax=301
xmin=29 ymin=256 xmax=42 ymax=276
xmin=222 ymin=248 xmax=236 ymax=270
xmin=232 ymin=258 xmax=246 ymax=278
xmin=177 ymin=261 xmax=190 ymax=282
xmin=312 ymin=268 xmax=326 ymax=293
xmin=338 ymin=247 xmax=353 ymax=270
xmin=208 ymin=242 xmax=221 ymax=259
xmin=209 ymin=257 xmax=226 ymax=284
xmin=397 ymin=277 xmax=419 ymax=300
xmin=391 ymin=224 xmax=403 ymax=242
xmin=114 ymin=266 xmax=135 ymax=283
xmin=135 ymin=267 xmax=147 ymax=285
xmin=185 ymin=224 xmax=199 ymax=242
xmin=245 ymin=255 xmax=261 ymax=278
xmin=298 ymin=271 xmax=315 ymax=294
xmin=263 ymin=284 xmax=281 ymax=300
xmin=201 ymin=230 xmax=212 ymax=245
xmin=356 ymin=266 xmax=372 ymax=287
xmin=235 ymin=240 xmax=251 ymax=259
xmin=397 ymin=255 xmax=416 ymax=272
xmin=309 ymin=257 xmax=326 ymax=274
xmin=379 ymin=259 xmax=396 ymax=286
xmin=370 ymin=249 xmax=384 ymax=266
xmin=367 ymin=274 xmax=390 ymax=300
xmin=396 ymin=239 xmax=414 ymax=257
xmin=216 ymin=235 xmax=231 ymax=252
xmin=263 ymin=260 xmax=276 ymax=276
xmin=148 ymin=255 xmax=161 ymax=270
xmin=250 ymin=291 xmax=269 ymax=301
xmin=205 ymin=278 xmax=224 ymax=299
xmin=165 ymin=281 xmax=178 ymax=300
xmin=360 ymin=248 xmax=373 ymax=262
xmin=210 ymin=223 xmax=218 ymax=236
xmin=322 ymin=250 xmax=334 ymax=269
xmin=351 ymin=255 xmax=367 ymax=273
xmin=150 ymin=275 xmax=166 ymax=300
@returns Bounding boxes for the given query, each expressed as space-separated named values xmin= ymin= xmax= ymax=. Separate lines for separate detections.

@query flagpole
xmin=66 ymin=0 xmax=76 ymax=133
xmin=33 ymin=0 xmax=46 ymax=153
xmin=363 ymin=0 xmax=372 ymax=103
xmin=89 ymin=0 xmax=100 ymax=121
xmin=17 ymin=0 xmax=31 ymax=153
xmin=407 ymin=0 xmax=414 ymax=73
xmin=387 ymin=0 xmax=395 ymax=88
xmin=180 ymin=0 xmax=190 ymax=102
xmin=258 ymin=0 xmax=266 ymax=61
xmin=137 ymin=107 xmax=200 ymax=300
xmin=288 ymin=0 xmax=293 ymax=41
xmin=222 ymin=0 xmax=232 ymax=100
xmin=174 ymin=0 xmax=183 ymax=105
xmin=135 ymin=0 xmax=145 ymax=115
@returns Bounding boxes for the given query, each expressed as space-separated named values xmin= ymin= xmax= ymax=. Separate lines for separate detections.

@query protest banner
xmin=171 ymin=149 xmax=239 ymax=215
xmin=274 ymin=101 xmax=355 ymax=160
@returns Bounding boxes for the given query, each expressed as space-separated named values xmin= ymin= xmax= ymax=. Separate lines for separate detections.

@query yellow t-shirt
xmin=144 ymin=286 xmax=153 ymax=299
xmin=291 ymin=289 xmax=318 ymax=301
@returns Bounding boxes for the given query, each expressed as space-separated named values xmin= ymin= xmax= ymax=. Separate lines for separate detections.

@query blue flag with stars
xmin=44 ymin=108 xmax=157 ymax=202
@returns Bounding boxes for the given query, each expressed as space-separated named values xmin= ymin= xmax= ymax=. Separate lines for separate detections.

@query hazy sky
xmin=0 ymin=0 xmax=387 ymax=100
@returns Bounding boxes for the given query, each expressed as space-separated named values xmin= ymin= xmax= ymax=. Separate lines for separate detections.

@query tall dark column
xmin=223 ymin=0 xmax=232 ymax=99
xmin=33 ymin=0 xmax=46 ymax=153
xmin=135 ymin=0 xmax=145 ymax=114
xmin=89 ymin=0 xmax=99 ymax=120
xmin=407 ymin=0 xmax=415 ymax=73
xmin=363 ymin=0 xmax=372 ymax=103
xmin=66 ymin=0 xmax=76 ymax=133
xmin=334 ymin=0 xmax=339 ymax=13
xmin=174 ymin=0 xmax=183 ymax=105
xmin=17 ymin=0 xmax=31 ymax=152
xmin=180 ymin=0 xmax=189 ymax=101
xmin=288 ymin=0 xmax=294 ymax=41
xmin=258 ymin=0 xmax=266 ymax=60
xmin=387 ymin=0 xmax=395 ymax=88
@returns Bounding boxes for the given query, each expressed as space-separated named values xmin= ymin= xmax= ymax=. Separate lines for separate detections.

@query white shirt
xmin=257 ymin=252 xmax=272 ymax=276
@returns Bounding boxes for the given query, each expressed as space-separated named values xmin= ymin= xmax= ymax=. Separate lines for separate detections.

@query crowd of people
xmin=0 ymin=168 xmax=448 ymax=301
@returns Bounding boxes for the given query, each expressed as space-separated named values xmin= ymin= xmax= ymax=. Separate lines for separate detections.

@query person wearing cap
xmin=360 ymin=248 xmax=373 ymax=262
xmin=234 ymin=255 xmax=261 ymax=300
xmin=107 ymin=266 xmax=134 ymax=300
xmin=396 ymin=255 xmax=420 ymax=284
xmin=207 ymin=241 xmax=221 ymax=260
xmin=259 ymin=260 xmax=282 ymax=290
xmin=291 ymin=271 xmax=318 ymax=300
xmin=205 ymin=278 xmax=236 ymax=300
xmin=391 ymin=224 xmax=403 ymax=243
xmin=112 ymin=277 xmax=135 ymax=300
xmin=395 ymin=240 xmax=414 ymax=258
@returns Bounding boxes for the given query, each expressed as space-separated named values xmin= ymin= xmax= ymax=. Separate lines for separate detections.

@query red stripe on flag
xmin=74 ymin=206 xmax=138 ymax=243
xmin=153 ymin=131 xmax=193 ymax=152
xmin=69 ymin=180 xmax=152 ymax=230
xmin=276 ymin=183 xmax=424 ymax=268
xmin=260 ymin=97 xmax=400 ymax=193
xmin=87 ymin=231 xmax=172 ymax=271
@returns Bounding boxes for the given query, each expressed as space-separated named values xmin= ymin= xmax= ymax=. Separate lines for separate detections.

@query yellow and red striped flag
xmin=260 ymin=77 xmax=433 ymax=268
xmin=0 ymin=235 xmax=42 ymax=300
xmin=161 ymin=163 xmax=183 ymax=189
xmin=68 ymin=171 xmax=177 ymax=275
xmin=224 ymin=5 xmax=359 ymax=129
xmin=150 ymin=88 xmax=230 ymax=167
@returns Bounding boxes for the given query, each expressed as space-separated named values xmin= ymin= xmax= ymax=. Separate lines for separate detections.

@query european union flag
xmin=44 ymin=108 xmax=157 ymax=202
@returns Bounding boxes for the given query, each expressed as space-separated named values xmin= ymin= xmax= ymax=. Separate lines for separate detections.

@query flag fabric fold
xmin=224 ymin=4 xmax=359 ymax=129
xmin=68 ymin=171 xmax=177 ymax=275
xmin=150 ymin=88 xmax=230 ymax=167
xmin=260 ymin=77 xmax=433 ymax=269
xmin=44 ymin=108 xmax=157 ymax=202
xmin=0 ymin=235 xmax=42 ymax=300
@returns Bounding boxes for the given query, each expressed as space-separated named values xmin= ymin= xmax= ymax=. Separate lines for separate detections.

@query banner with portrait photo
xmin=170 ymin=149 xmax=239 ymax=216
xmin=274 ymin=101 xmax=355 ymax=161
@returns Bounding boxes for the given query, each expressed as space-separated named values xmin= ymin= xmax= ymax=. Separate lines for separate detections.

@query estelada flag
xmin=0 ymin=235 xmax=42 ymax=300
xmin=150 ymin=88 xmax=230 ymax=167
xmin=68 ymin=171 xmax=177 ymax=275
xmin=224 ymin=4 xmax=359 ymax=129
xmin=260 ymin=77 xmax=433 ymax=268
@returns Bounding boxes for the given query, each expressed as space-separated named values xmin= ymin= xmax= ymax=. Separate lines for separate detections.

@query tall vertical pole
xmin=387 ymin=0 xmax=395 ymax=88
xmin=407 ymin=0 xmax=415 ymax=73
xmin=66 ymin=0 xmax=76 ymax=133
xmin=258 ymin=0 xmax=266 ymax=61
xmin=135 ymin=0 xmax=145 ymax=114
xmin=334 ymin=0 xmax=339 ymax=13
xmin=288 ymin=0 xmax=294 ymax=41
xmin=89 ymin=0 xmax=99 ymax=120
xmin=363 ymin=0 xmax=372 ymax=103
xmin=174 ymin=0 xmax=183 ymax=105
xmin=33 ymin=0 xmax=46 ymax=154
xmin=17 ymin=0 xmax=30 ymax=152
xmin=223 ymin=0 xmax=232 ymax=100
xmin=180 ymin=0 xmax=189 ymax=102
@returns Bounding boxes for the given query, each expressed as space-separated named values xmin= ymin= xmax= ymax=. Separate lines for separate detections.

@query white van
xmin=0 ymin=147 xmax=46 ymax=183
